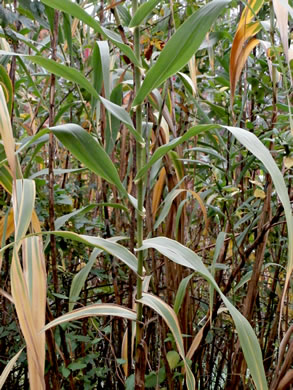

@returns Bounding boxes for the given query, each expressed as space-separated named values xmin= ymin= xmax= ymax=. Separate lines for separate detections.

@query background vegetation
xmin=0 ymin=0 xmax=292 ymax=389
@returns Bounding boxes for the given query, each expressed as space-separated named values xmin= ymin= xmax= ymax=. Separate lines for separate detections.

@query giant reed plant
xmin=0 ymin=0 xmax=292 ymax=388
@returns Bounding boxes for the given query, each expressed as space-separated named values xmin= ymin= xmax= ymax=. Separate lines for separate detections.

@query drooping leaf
xmin=49 ymin=124 xmax=127 ymax=197
xmin=27 ymin=56 xmax=99 ymax=98
xmin=50 ymin=231 xmax=138 ymax=274
xmin=0 ymin=348 xmax=24 ymax=389
xmin=42 ymin=304 xmax=136 ymax=332
xmin=139 ymin=238 xmax=268 ymax=390
xmin=224 ymin=126 xmax=293 ymax=322
xmin=29 ymin=167 xmax=85 ymax=180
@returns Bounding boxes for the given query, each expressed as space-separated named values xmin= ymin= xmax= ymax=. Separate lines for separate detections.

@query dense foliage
xmin=0 ymin=0 xmax=292 ymax=389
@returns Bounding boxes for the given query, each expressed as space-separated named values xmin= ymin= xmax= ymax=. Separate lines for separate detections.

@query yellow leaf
xmin=0 ymin=86 xmax=16 ymax=179
xmin=152 ymin=167 xmax=166 ymax=221
xmin=284 ymin=156 xmax=293 ymax=169
xmin=254 ymin=188 xmax=266 ymax=199
xmin=249 ymin=179 xmax=264 ymax=188
xmin=230 ymin=0 xmax=264 ymax=108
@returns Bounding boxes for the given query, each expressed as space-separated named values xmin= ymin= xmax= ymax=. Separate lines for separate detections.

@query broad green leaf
xmin=2 ymin=55 xmax=144 ymax=156
xmin=132 ymin=0 xmax=230 ymax=106
xmin=173 ymin=273 xmax=193 ymax=315
xmin=49 ymin=124 xmax=127 ymax=197
xmin=13 ymin=125 xmax=139 ymax=209
xmin=138 ymin=293 xmax=195 ymax=390
xmin=96 ymin=41 xmax=110 ymax=100
xmin=117 ymin=5 xmax=132 ymax=26
xmin=0 ymin=348 xmax=24 ymax=389
xmin=91 ymin=41 xmax=103 ymax=108
xmin=234 ymin=271 xmax=253 ymax=292
xmin=40 ymin=0 xmax=141 ymax=67
xmin=50 ymin=231 xmax=138 ymax=274
xmin=68 ymin=362 xmax=86 ymax=371
xmin=22 ymin=58 xmax=144 ymax=146
xmin=135 ymin=124 xmax=218 ymax=182
xmin=139 ymin=237 xmax=268 ymax=390
xmin=42 ymin=304 xmax=136 ymax=332
xmin=63 ymin=12 xmax=72 ymax=59
xmin=129 ymin=0 xmax=161 ymax=27
xmin=224 ymin=126 xmax=293 ymax=318
xmin=178 ymin=71 xmax=196 ymax=95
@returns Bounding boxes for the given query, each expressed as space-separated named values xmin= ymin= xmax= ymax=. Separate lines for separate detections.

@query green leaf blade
xmin=27 ymin=56 xmax=99 ymax=98
xmin=50 ymin=124 xmax=127 ymax=197
xmin=140 ymin=237 xmax=268 ymax=390
xmin=133 ymin=0 xmax=230 ymax=106
xmin=42 ymin=304 xmax=136 ymax=332
xmin=41 ymin=0 xmax=141 ymax=67
xmin=129 ymin=0 xmax=162 ymax=27
xmin=135 ymin=124 xmax=219 ymax=182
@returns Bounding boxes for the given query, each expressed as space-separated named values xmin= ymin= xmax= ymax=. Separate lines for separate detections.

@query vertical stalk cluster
xmin=132 ymin=0 xmax=146 ymax=384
